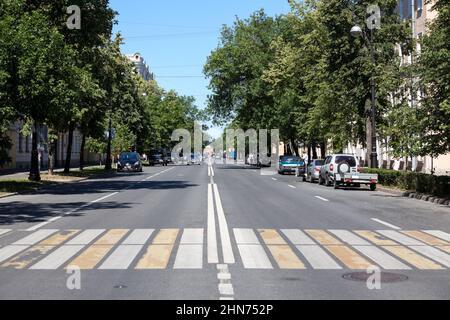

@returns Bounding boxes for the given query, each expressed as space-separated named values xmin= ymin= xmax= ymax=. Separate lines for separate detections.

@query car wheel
xmin=325 ymin=175 xmax=331 ymax=186
xmin=370 ymin=184 xmax=377 ymax=191
xmin=334 ymin=179 xmax=340 ymax=189
xmin=318 ymin=175 xmax=324 ymax=185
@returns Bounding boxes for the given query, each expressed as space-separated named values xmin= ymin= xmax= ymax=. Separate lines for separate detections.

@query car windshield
xmin=314 ymin=160 xmax=324 ymax=166
xmin=335 ymin=156 xmax=356 ymax=167
xmin=119 ymin=153 xmax=139 ymax=162
xmin=281 ymin=156 xmax=301 ymax=163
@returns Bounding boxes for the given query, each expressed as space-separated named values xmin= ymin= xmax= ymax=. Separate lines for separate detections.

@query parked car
xmin=117 ymin=152 xmax=143 ymax=172
xmin=278 ymin=155 xmax=305 ymax=175
xmin=319 ymin=154 xmax=378 ymax=191
xmin=188 ymin=153 xmax=202 ymax=165
xmin=304 ymin=159 xmax=325 ymax=183
xmin=149 ymin=153 xmax=168 ymax=166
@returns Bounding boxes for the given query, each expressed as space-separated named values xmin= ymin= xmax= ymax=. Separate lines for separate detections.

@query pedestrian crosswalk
xmin=0 ymin=228 xmax=449 ymax=271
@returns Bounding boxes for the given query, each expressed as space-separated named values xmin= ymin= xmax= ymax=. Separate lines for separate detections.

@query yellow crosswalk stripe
xmin=2 ymin=246 xmax=54 ymax=269
xmin=94 ymin=229 xmax=129 ymax=245
xmin=258 ymin=229 xmax=305 ymax=269
xmin=382 ymin=246 xmax=444 ymax=270
xmin=1 ymin=230 xmax=80 ymax=269
xmin=354 ymin=230 xmax=398 ymax=246
xmin=325 ymin=245 xmax=374 ymax=269
xmin=401 ymin=231 xmax=449 ymax=246
xmin=305 ymin=230 xmax=342 ymax=245
xmin=67 ymin=245 xmax=113 ymax=269
xmin=135 ymin=229 xmax=179 ymax=269
xmin=258 ymin=229 xmax=287 ymax=245
xmin=66 ymin=229 xmax=129 ymax=269
xmin=267 ymin=245 xmax=305 ymax=269
xmin=436 ymin=246 xmax=450 ymax=254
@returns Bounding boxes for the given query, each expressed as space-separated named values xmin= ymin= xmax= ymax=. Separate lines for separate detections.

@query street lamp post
xmin=351 ymin=25 xmax=378 ymax=169
xmin=105 ymin=97 xmax=113 ymax=170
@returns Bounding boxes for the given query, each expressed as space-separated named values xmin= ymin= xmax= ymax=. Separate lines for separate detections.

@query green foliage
xmin=364 ymin=168 xmax=450 ymax=198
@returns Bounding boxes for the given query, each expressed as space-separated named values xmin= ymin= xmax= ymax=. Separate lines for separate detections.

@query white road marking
xmin=90 ymin=192 xmax=119 ymax=204
xmin=377 ymin=230 xmax=425 ymax=246
xmin=315 ymin=196 xmax=329 ymax=202
xmin=208 ymin=166 xmax=211 ymax=177
xmin=218 ymin=273 xmax=231 ymax=280
xmin=213 ymin=184 xmax=235 ymax=264
xmin=122 ymin=229 xmax=154 ymax=245
xmin=211 ymin=166 xmax=215 ymax=177
xmin=233 ymin=229 xmax=260 ymax=245
xmin=288 ymin=185 xmax=296 ymax=189
xmin=409 ymin=246 xmax=450 ymax=268
xmin=295 ymin=245 xmax=342 ymax=270
xmin=98 ymin=245 xmax=143 ymax=270
xmin=272 ymin=178 xmax=277 ymax=181
xmin=207 ymin=185 xmax=219 ymax=264
xmin=353 ymin=245 xmax=411 ymax=270
xmin=30 ymin=245 xmax=85 ymax=269
xmin=0 ymin=245 xmax=30 ymax=264
xmin=219 ymin=283 xmax=234 ymax=295
xmin=422 ymin=230 xmax=450 ymax=242
xmin=237 ymin=245 xmax=273 ymax=269
xmin=66 ymin=229 xmax=105 ymax=245
xmin=371 ymin=219 xmax=401 ymax=230
xmin=173 ymin=244 xmax=203 ymax=269
xmin=0 ymin=229 xmax=11 ymax=237
xmin=180 ymin=228 xmax=204 ymax=244
xmin=13 ymin=229 xmax=58 ymax=245
xmin=328 ymin=230 xmax=371 ymax=245
xmin=281 ymin=229 xmax=316 ymax=245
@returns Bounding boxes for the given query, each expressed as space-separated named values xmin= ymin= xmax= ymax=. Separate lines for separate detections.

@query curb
xmin=395 ymin=190 xmax=449 ymax=207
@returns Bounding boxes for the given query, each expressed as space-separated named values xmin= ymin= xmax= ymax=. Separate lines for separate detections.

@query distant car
xmin=304 ymin=159 xmax=325 ymax=183
xmin=188 ymin=154 xmax=202 ymax=165
xmin=117 ymin=152 xmax=143 ymax=172
xmin=149 ymin=154 xmax=168 ymax=166
xmin=319 ymin=154 xmax=378 ymax=191
xmin=278 ymin=155 xmax=305 ymax=175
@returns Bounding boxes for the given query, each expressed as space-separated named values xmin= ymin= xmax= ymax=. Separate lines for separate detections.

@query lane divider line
xmin=315 ymin=196 xmax=329 ymax=202
xmin=213 ymin=184 xmax=235 ymax=264
xmin=371 ymin=218 xmax=402 ymax=230
xmin=207 ymin=184 xmax=219 ymax=264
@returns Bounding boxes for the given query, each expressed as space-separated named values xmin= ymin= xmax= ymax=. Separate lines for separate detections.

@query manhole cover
xmin=343 ymin=272 xmax=408 ymax=283
xmin=113 ymin=285 xmax=128 ymax=289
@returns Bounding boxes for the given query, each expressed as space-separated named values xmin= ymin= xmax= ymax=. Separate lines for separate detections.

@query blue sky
xmin=110 ymin=0 xmax=291 ymax=138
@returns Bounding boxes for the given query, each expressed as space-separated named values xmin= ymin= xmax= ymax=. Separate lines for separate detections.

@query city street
xmin=0 ymin=163 xmax=449 ymax=300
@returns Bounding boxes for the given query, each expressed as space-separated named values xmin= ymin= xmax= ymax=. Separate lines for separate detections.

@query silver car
xmin=304 ymin=159 xmax=324 ymax=183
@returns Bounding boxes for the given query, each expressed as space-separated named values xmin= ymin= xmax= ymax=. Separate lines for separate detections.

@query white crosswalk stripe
xmin=233 ymin=228 xmax=260 ymax=244
xmin=0 ymin=245 xmax=29 ymax=264
xmin=295 ymin=245 xmax=342 ymax=270
xmin=66 ymin=229 xmax=105 ymax=245
xmin=409 ymin=246 xmax=450 ymax=268
xmin=353 ymin=245 xmax=411 ymax=270
xmin=377 ymin=230 xmax=426 ymax=246
xmin=422 ymin=230 xmax=450 ymax=242
xmin=237 ymin=245 xmax=273 ymax=269
xmin=99 ymin=245 xmax=143 ymax=270
xmin=121 ymin=229 xmax=154 ymax=245
xmin=13 ymin=229 xmax=58 ymax=245
xmin=281 ymin=229 xmax=316 ymax=245
xmin=30 ymin=245 xmax=85 ymax=270
xmin=0 ymin=229 xmax=11 ymax=237
xmin=174 ymin=244 xmax=203 ymax=269
xmin=329 ymin=230 xmax=371 ymax=246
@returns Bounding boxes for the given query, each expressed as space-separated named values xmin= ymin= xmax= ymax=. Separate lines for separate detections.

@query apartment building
xmin=126 ymin=53 xmax=154 ymax=81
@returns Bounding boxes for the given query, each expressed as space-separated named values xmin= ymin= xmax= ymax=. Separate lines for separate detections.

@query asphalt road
xmin=0 ymin=162 xmax=449 ymax=300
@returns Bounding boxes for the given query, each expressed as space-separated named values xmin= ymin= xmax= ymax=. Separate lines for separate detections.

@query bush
xmin=363 ymin=168 xmax=450 ymax=198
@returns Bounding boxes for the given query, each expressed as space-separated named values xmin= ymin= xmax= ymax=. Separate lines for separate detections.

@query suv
xmin=319 ymin=154 xmax=377 ymax=191
xmin=117 ymin=152 xmax=143 ymax=172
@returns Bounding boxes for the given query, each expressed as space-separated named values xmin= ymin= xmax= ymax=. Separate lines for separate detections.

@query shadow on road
xmin=0 ymin=201 xmax=134 ymax=225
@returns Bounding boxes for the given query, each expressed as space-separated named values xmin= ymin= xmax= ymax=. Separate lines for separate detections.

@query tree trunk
xmin=290 ymin=138 xmax=300 ymax=157
xmin=79 ymin=134 xmax=86 ymax=171
xmin=320 ymin=141 xmax=326 ymax=159
xmin=312 ymin=141 xmax=318 ymax=160
xmin=28 ymin=122 xmax=41 ymax=181
xmin=366 ymin=115 xmax=373 ymax=168
xmin=307 ymin=144 xmax=312 ymax=165
xmin=64 ymin=125 xmax=75 ymax=174
xmin=48 ymin=140 xmax=55 ymax=175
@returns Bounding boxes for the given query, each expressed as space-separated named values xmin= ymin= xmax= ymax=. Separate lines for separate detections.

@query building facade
xmin=126 ymin=53 xmax=154 ymax=81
